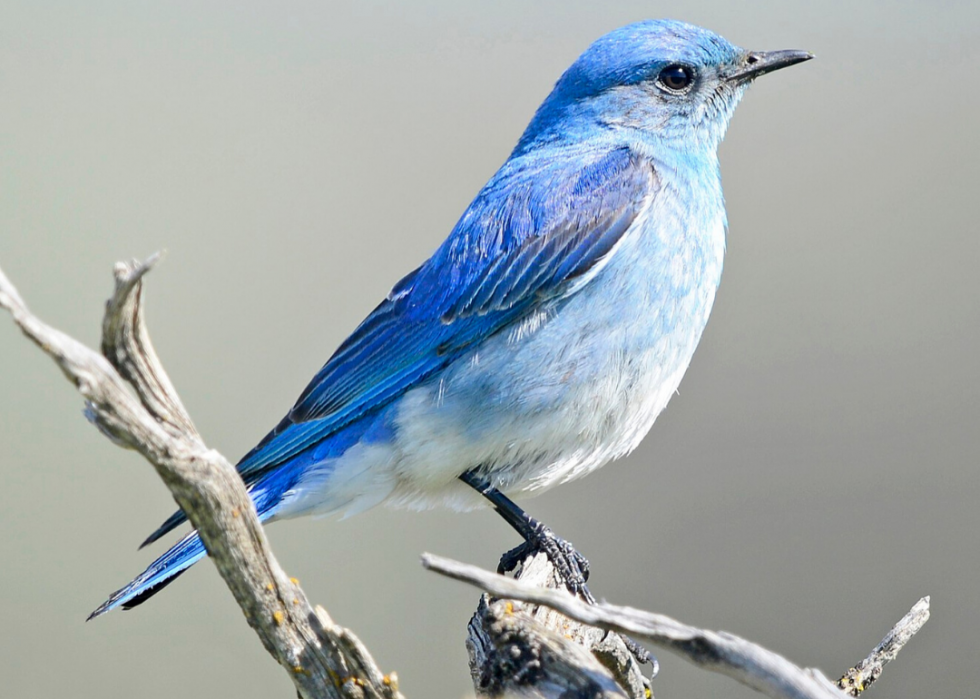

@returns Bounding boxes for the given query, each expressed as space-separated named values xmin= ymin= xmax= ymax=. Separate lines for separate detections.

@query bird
xmin=90 ymin=19 xmax=811 ymax=619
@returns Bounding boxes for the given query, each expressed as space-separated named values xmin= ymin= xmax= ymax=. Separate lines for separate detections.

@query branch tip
xmin=425 ymin=553 xmax=930 ymax=699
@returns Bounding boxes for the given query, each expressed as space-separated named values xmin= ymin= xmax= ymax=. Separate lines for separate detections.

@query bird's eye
xmin=658 ymin=64 xmax=694 ymax=92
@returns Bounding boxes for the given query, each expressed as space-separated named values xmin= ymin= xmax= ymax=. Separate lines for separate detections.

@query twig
xmin=0 ymin=256 xmax=403 ymax=699
xmin=423 ymin=554 xmax=929 ymax=699
xmin=837 ymin=597 xmax=930 ymax=696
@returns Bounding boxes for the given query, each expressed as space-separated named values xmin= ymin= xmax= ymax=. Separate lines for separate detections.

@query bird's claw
xmin=497 ymin=522 xmax=657 ymax=674
xmin=620 ymin=635 xmax=658 ymax=675
xmin=497 ymin=522 xmax=592 ymax=600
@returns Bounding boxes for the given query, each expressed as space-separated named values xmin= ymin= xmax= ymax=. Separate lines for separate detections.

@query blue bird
xmin=90 ymin=20 xmax=811 ymax=619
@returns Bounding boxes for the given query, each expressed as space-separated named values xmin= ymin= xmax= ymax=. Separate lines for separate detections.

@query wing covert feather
xmin=236 ymin=147 xmax=657 ymax=482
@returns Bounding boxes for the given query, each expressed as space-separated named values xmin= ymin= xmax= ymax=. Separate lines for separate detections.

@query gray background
xmin=1 ymin=2 xmax=977 ymax=697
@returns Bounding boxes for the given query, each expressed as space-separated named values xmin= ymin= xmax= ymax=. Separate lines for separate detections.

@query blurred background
xmin=1 ymin=2 xmax=977 ymax=697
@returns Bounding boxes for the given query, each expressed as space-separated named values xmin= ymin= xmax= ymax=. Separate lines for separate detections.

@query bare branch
xmin=468 ymin=594 xmax=632 ymax=699
xmin=100 ymin=252 xmax=201 ymax=440
xmin=466 ymin=552 xmax=649 ymax=698
xmin=424 ymin=554 xmax=928 ymax=699
xmin=1 ymin=253 xmax=930 ymax=699
xmin=0 ymin=257 xmax=403 ymax=699
xmin=837 ymin=596 xmax=930 ymax=696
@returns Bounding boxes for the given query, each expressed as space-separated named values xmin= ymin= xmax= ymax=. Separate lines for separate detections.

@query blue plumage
xmin=92 ymin=19 xmax=811 ymax=617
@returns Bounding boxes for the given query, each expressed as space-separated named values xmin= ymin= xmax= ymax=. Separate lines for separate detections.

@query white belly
xmin=278 ymin=186 xmax=726 ymax=518
xmin=387 ymin=197 xmax=725 ymax=509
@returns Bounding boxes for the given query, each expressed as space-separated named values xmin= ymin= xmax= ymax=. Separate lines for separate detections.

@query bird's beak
xmin=723 ymin=49 xmax=813 ymax=83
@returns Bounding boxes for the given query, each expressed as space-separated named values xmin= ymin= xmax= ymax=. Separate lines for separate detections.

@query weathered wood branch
xmin=0 ymin=256 xmax=404 ymax=699
xmin=466 ymin=552 xmax=650 ymax=699
xmin=423 ymin=553 xmax=930 ymax=699
xmin=0 ymin=254 xmax=930 ymax=699
xmin=0 ymin=253 xmax=651 ymax=698
xmin=837 ymin=596 xmax=930 ymax=696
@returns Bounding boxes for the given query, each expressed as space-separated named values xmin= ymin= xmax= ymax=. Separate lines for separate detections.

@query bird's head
xmin=514 ymin=20 xmax=811 ymax=158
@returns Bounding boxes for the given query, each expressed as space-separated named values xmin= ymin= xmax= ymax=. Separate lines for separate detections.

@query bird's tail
xmin=88 ymin=465 xmax=302 ymax=620
xmin=87 ymin=527 xmax=209 ymax=619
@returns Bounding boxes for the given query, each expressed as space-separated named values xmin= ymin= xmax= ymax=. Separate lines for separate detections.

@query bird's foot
xmin=497 ymin=520 xmax=593 ymax=601
xmin=497 ymin=521 xmax=657 ymax=674
xmin=619 ymin=635 xmax=657 ymax=675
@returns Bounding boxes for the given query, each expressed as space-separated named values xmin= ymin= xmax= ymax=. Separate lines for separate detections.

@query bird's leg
xmin=458 ymin=471 xmax=654 ymax=670
xmin=459 ymin=470 xmax=593 ymax=599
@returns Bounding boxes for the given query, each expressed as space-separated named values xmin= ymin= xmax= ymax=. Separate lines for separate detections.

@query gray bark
xmin=0 ymin=254 xmax=929 ymax=699
xmin=424 ymin=553 xmax=929 ymax=699
xmin=1 ymin=256 xmax=404 ymax=699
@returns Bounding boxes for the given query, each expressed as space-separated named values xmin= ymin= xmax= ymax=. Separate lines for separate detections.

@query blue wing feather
xmin=140 ymin=145 xmax=656 ymax=547
xmin=253 ymin=145 xmax=654 ymax=468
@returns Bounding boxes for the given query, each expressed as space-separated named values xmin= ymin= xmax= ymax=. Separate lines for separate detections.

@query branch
xmin=466 ymin=552 xmax=650 ymax=699
xmin=0 ymin=257 xmax=403 ymax=699
xmin=423 ymin=554 xmax=929 ymax=699
xmin=2 ymin=253 xmax=930 ymax=699
xmin=837 ymin=596 xmax=930 ymax=696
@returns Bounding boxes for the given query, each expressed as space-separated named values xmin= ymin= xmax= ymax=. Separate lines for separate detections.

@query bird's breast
xmin=389 ymin=174 xmax=727 ymax=504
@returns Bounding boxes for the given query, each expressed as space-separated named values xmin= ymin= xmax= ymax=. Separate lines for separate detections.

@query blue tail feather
xmin=88 ymin=529 xmax=208 ymax=619
xmin=139 ymin=508 xmax=187 ymax=550
xmin=138 ymin=417 xmax=301 ymax=550
xmin=89 ymin=464 xmax=304 ymax=619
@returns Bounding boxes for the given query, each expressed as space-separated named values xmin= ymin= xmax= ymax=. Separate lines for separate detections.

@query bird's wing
xmin=140 ymin=147 xmax=656 ymax=547
xmin=237 ymin=147 xmax=657 ymax=482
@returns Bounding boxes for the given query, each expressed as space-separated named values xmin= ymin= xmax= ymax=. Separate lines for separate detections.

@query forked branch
xmin=0 ymin=256 xmax=403 ymax=699
xmin=0 ymin=255 xmax=930 ymax=699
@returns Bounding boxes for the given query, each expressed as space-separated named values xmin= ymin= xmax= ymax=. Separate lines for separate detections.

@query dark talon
xmin=497 ymin=520 xmax=593 ymax=600
xmin=498 ymin=540 xmax=531 ymax=574
xmin=621 ymin=635 xmax=657 ymax=674
xmin=459 ymin=470 xmax=658 ymax=673
xmin=498 ymin=529 xmax=656 ymax=672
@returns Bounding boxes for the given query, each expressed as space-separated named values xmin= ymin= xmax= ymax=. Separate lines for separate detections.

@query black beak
xmin=724 ymin=49 xmax=813 ymax=83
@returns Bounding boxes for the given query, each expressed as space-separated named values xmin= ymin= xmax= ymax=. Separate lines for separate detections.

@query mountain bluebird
xmin=91 ymin=19 xmax=811 ymax=618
